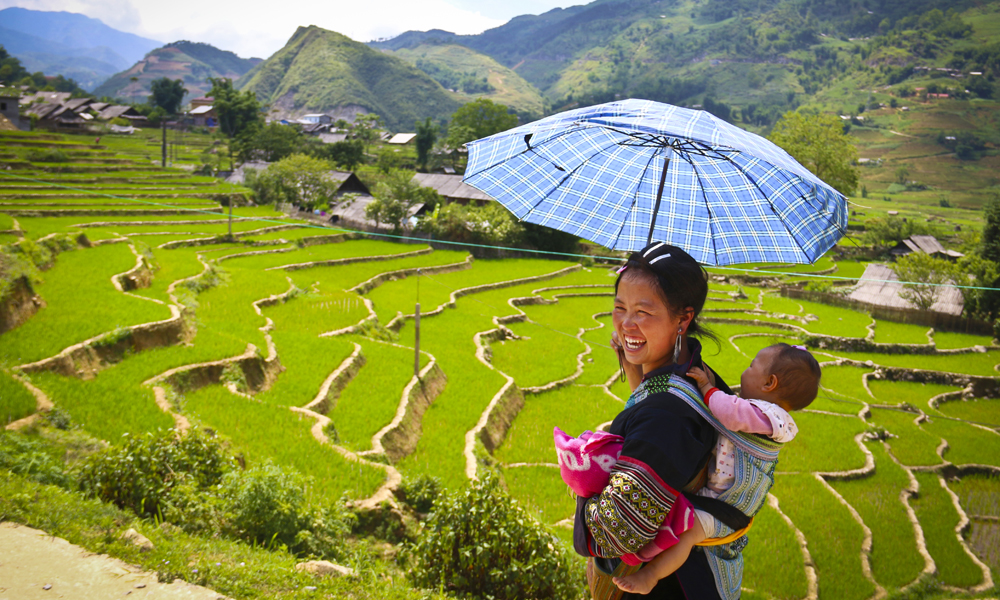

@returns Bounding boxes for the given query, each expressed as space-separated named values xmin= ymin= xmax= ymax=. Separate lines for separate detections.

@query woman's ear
xmin=762 ymin=373 xmax=779 ymax=393
xmin=677 ymin=307 xmax=695 ymax=334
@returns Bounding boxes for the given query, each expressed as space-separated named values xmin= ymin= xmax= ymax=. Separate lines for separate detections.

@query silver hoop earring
xmin=673 ymin=328 xmax=683 ymax=363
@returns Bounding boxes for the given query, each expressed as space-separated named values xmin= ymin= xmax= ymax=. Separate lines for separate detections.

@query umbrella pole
xmin=647 ymin=152 xmax=672 ymax=245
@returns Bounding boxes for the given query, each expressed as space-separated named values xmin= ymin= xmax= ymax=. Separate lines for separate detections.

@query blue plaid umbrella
xmin=462 ymin=99 xmax=848 ymax=265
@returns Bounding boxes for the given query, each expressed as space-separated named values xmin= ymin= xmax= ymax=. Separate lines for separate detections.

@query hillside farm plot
xmin=4 ymin=127 xmax=1000 ymax=599
xmin=1 ymin=371 xmax=37 ymax=424
xmin=0 ymin=243 xmax=172 ymax=365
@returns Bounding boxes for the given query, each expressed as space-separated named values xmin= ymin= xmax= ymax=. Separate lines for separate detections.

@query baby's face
xmin=740 ymin=346 xmax=778 ymax=398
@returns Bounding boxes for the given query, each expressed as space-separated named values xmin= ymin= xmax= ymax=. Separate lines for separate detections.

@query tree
xmin=862 ymin=216 xmax=928 ymax=250
xmin=895 ymin=166 xmax=910 ymax=185
xmin=768 ymin=111 xmax=859 ymax=196
xmin=312 ymin=139 xmax=365 ymax=170
xmin=351 ymin=113 xmax=384 ymax=154
xmin=236 ymin=122 xmax=304 ymax=163
xmin=244 ymin=154 xmax=339 ymax=211
xmin=445 ymin=98 xmax=518 ymax=149
xmin=415 ymin=117 xmax=437 ymax=171
xmin=208 ymin=78 xmax=264 ymax=167
xmin=365 ymin=169 xmax=441 ymax=233
xmin=980 ymin=195 xmax=1000 ymax=264
xmin=149 ymin=77 xmax=187 ymax=115
xmin=417 ymin=201 xmax=525 ymax=248
xmin=891 ymin=252 xmax=955 ymax=311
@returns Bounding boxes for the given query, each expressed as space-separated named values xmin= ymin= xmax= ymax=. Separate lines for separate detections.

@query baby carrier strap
xmin=635 ymin=374 xmax=783 ymax=461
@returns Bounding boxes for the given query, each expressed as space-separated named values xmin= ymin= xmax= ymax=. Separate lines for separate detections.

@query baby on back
xmin=555 ymin=343 xmax=821 ymax=595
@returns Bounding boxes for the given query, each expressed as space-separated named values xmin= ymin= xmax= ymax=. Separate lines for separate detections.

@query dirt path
xmin=0 ymin=523 xmax=227 ymax=600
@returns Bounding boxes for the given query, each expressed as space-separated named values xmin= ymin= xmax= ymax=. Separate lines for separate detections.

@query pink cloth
xmin=553 ymin=427 xmax=623 ymax=498
xmin=705 ymin=388 xmax=773 ymax=435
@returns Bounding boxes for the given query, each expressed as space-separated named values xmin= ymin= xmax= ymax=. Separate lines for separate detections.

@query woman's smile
xmin=622 ymin=335 xmax=647 ymax=351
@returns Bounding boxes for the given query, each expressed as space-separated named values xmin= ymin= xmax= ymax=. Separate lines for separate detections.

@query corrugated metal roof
xmin=190 ymin=105 xmax=214 ymax=115
xmin=412 ymin=173 xmax=493 ymax=202
xmin=848 ymin=263 xmax=964 ymax=316
xmin=318 ymin=132 xmax=348 ymax=144
xmin=387 ymin=133 xmax=416 ymax=144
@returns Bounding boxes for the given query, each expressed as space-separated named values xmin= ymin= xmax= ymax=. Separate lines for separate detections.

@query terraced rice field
xmin=2 ymin=130 xmax=998 ymax=598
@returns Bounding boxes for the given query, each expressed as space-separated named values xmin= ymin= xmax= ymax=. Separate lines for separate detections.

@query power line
xmin=2 ymin=170 xmax=997 ymax=292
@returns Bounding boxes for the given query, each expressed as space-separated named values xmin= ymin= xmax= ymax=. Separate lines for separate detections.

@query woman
xmin=573 ymin=242 xmax=749 ymax=600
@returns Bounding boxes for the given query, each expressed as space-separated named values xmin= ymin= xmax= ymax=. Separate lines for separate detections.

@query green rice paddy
xmin=2 ymin=128 xmax=998 ymax=599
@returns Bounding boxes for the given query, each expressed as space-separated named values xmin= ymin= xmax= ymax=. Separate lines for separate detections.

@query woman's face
xmin=613 ymin=273 xmax=686 ymax=373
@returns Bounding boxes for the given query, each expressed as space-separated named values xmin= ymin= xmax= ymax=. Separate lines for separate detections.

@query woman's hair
xmin=614 ymin=241 xmax=717 ymax=344
xmin=768 ymin=343 xmax=822 ymax=410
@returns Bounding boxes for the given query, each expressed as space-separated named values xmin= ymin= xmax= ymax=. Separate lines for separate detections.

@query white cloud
xmin=1 ymin=0 xmax=507 ymax=58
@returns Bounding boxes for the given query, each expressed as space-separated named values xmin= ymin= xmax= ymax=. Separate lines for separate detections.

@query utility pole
xmin=161 ymin=119 xmax=167 ymax=168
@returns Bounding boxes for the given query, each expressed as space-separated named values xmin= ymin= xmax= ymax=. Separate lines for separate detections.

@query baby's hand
xmin=687 ymin=366 xmax=715 ymax=393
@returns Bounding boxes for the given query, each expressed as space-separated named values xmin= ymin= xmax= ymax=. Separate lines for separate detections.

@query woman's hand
xmin=611 ymin=331 xmax=643 ymax=391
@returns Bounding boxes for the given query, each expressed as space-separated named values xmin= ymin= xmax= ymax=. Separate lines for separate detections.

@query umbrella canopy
xmin=463 ymin=99 xmax=848 ymax=266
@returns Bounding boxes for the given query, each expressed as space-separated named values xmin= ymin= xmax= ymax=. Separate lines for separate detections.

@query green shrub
xmin=397 ymin=474 xmax=443 ymax=513
xmin=218 ymin=462 xmax=353 ymax=557
xmin=78 ymin=428 xmax=233 ymax=518
xmin=410 ymin=471 xmax=580 ymax=600
xmin=0 ymin=432 xmax=73 ymax=487
xmin=26 ymin=148 xmax=69 ymax=163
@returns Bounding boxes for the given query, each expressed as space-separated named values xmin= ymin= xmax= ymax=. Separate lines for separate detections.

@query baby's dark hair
xmin=614 ymin=241 xmax=717 ymax=344
xmin=768 ymin=343 xmax=821 ymax=410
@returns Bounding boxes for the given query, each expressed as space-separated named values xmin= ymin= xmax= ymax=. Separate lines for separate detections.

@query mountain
xmin=238 ymin=26 xmax=461 ymax=131
xmin=373 ymin=0 xmax=987 ymax=121
xmin=0 ymin=7 xmax=161 ymax=90
xmin=93 ymin=41 xmax=262 ymax=104
xmin=387 ymin=42 xmax=547 ymax=119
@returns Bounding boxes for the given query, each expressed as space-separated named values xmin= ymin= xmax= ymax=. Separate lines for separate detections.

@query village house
xmin=889 ymin=235 xmax=964 ymax=260
xmin=849 ymin=263 xmax=963 ymax=316
xmin=189 ymin=104 xmax=217 ymax=128
xmin=300 ymin=114 xmax=332 ymax=125
xmin=411 ymin=173 xmax=493 ymax=205
xmin=0 ymin=87 xmax=26 ymax=130
xmin=387 ymin=133 xmax=417 ymax=145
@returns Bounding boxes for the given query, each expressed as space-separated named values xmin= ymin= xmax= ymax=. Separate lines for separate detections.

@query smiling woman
xmin=574 ymin=242 xmax=749 ymax=600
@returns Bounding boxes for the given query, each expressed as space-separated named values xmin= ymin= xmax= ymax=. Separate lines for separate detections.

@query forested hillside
xmin=93 ymin=41 xmax=261 ymax=103
xmin=388 ymin=43 xmax=547 ymax=119
xmin=238 ymin=26 xmax=462 ymax=131
xmin=374 ymin=0 xmax=1000 ymax=128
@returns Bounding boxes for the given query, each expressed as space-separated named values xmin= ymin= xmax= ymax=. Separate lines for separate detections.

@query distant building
xmin=226 ymin=165 xmax=371 ymax=199
xmin=317 ymin=132 xmax=348 ymax=144
xmin=328 ymin=193 xmax=427 ymax=230
xmin=890 ymin=235 xmax=964 ymax=260
xmin=849 ymin=263 xmax=963 ymax=316
xmin=387 ymin=133 xmax=417 ymax=145
xmin=300 ymin=114 xmax=331 ymax=125
xmin=98 ymin=105 xmax=146 ymax=123
xmin=411 ymin=173 xmax=493 ymax=205
xmin=0 ymin=87 xmax=23 ymax=130
xmin=190 ymin=97 xmax=213 ymax=109
xmin=189 ymin=104 xmax=217 ymax=128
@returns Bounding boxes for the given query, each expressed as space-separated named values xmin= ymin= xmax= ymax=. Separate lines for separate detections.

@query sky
xmin=0 ymin=0 xmax=581 ymax=58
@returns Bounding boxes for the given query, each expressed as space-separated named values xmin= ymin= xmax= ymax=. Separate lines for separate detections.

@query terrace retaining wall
xmin=0 ymin=276 xmax=44 ymax=334
xmin=478 ymin=382 xmax=525 ymax=454
xmin=866 ymin=364 xmax=1000 ymax=398
xmin=781 ymin=286 xmax=995 ymax=336
xmin=377 ymin=361 xmax=447 ymax=463
xmin=19 ymin=306 xmax=185 ymax=378
xmin=150 ymin=342 xmax=283 ymax=394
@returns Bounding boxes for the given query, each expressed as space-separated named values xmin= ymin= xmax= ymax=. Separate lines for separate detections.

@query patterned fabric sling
xmin=625 ymin=373 xmax=783 ymax=600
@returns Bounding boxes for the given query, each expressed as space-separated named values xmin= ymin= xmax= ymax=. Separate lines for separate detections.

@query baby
xmin=612 ymin=343 xmax=821 ymax=594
